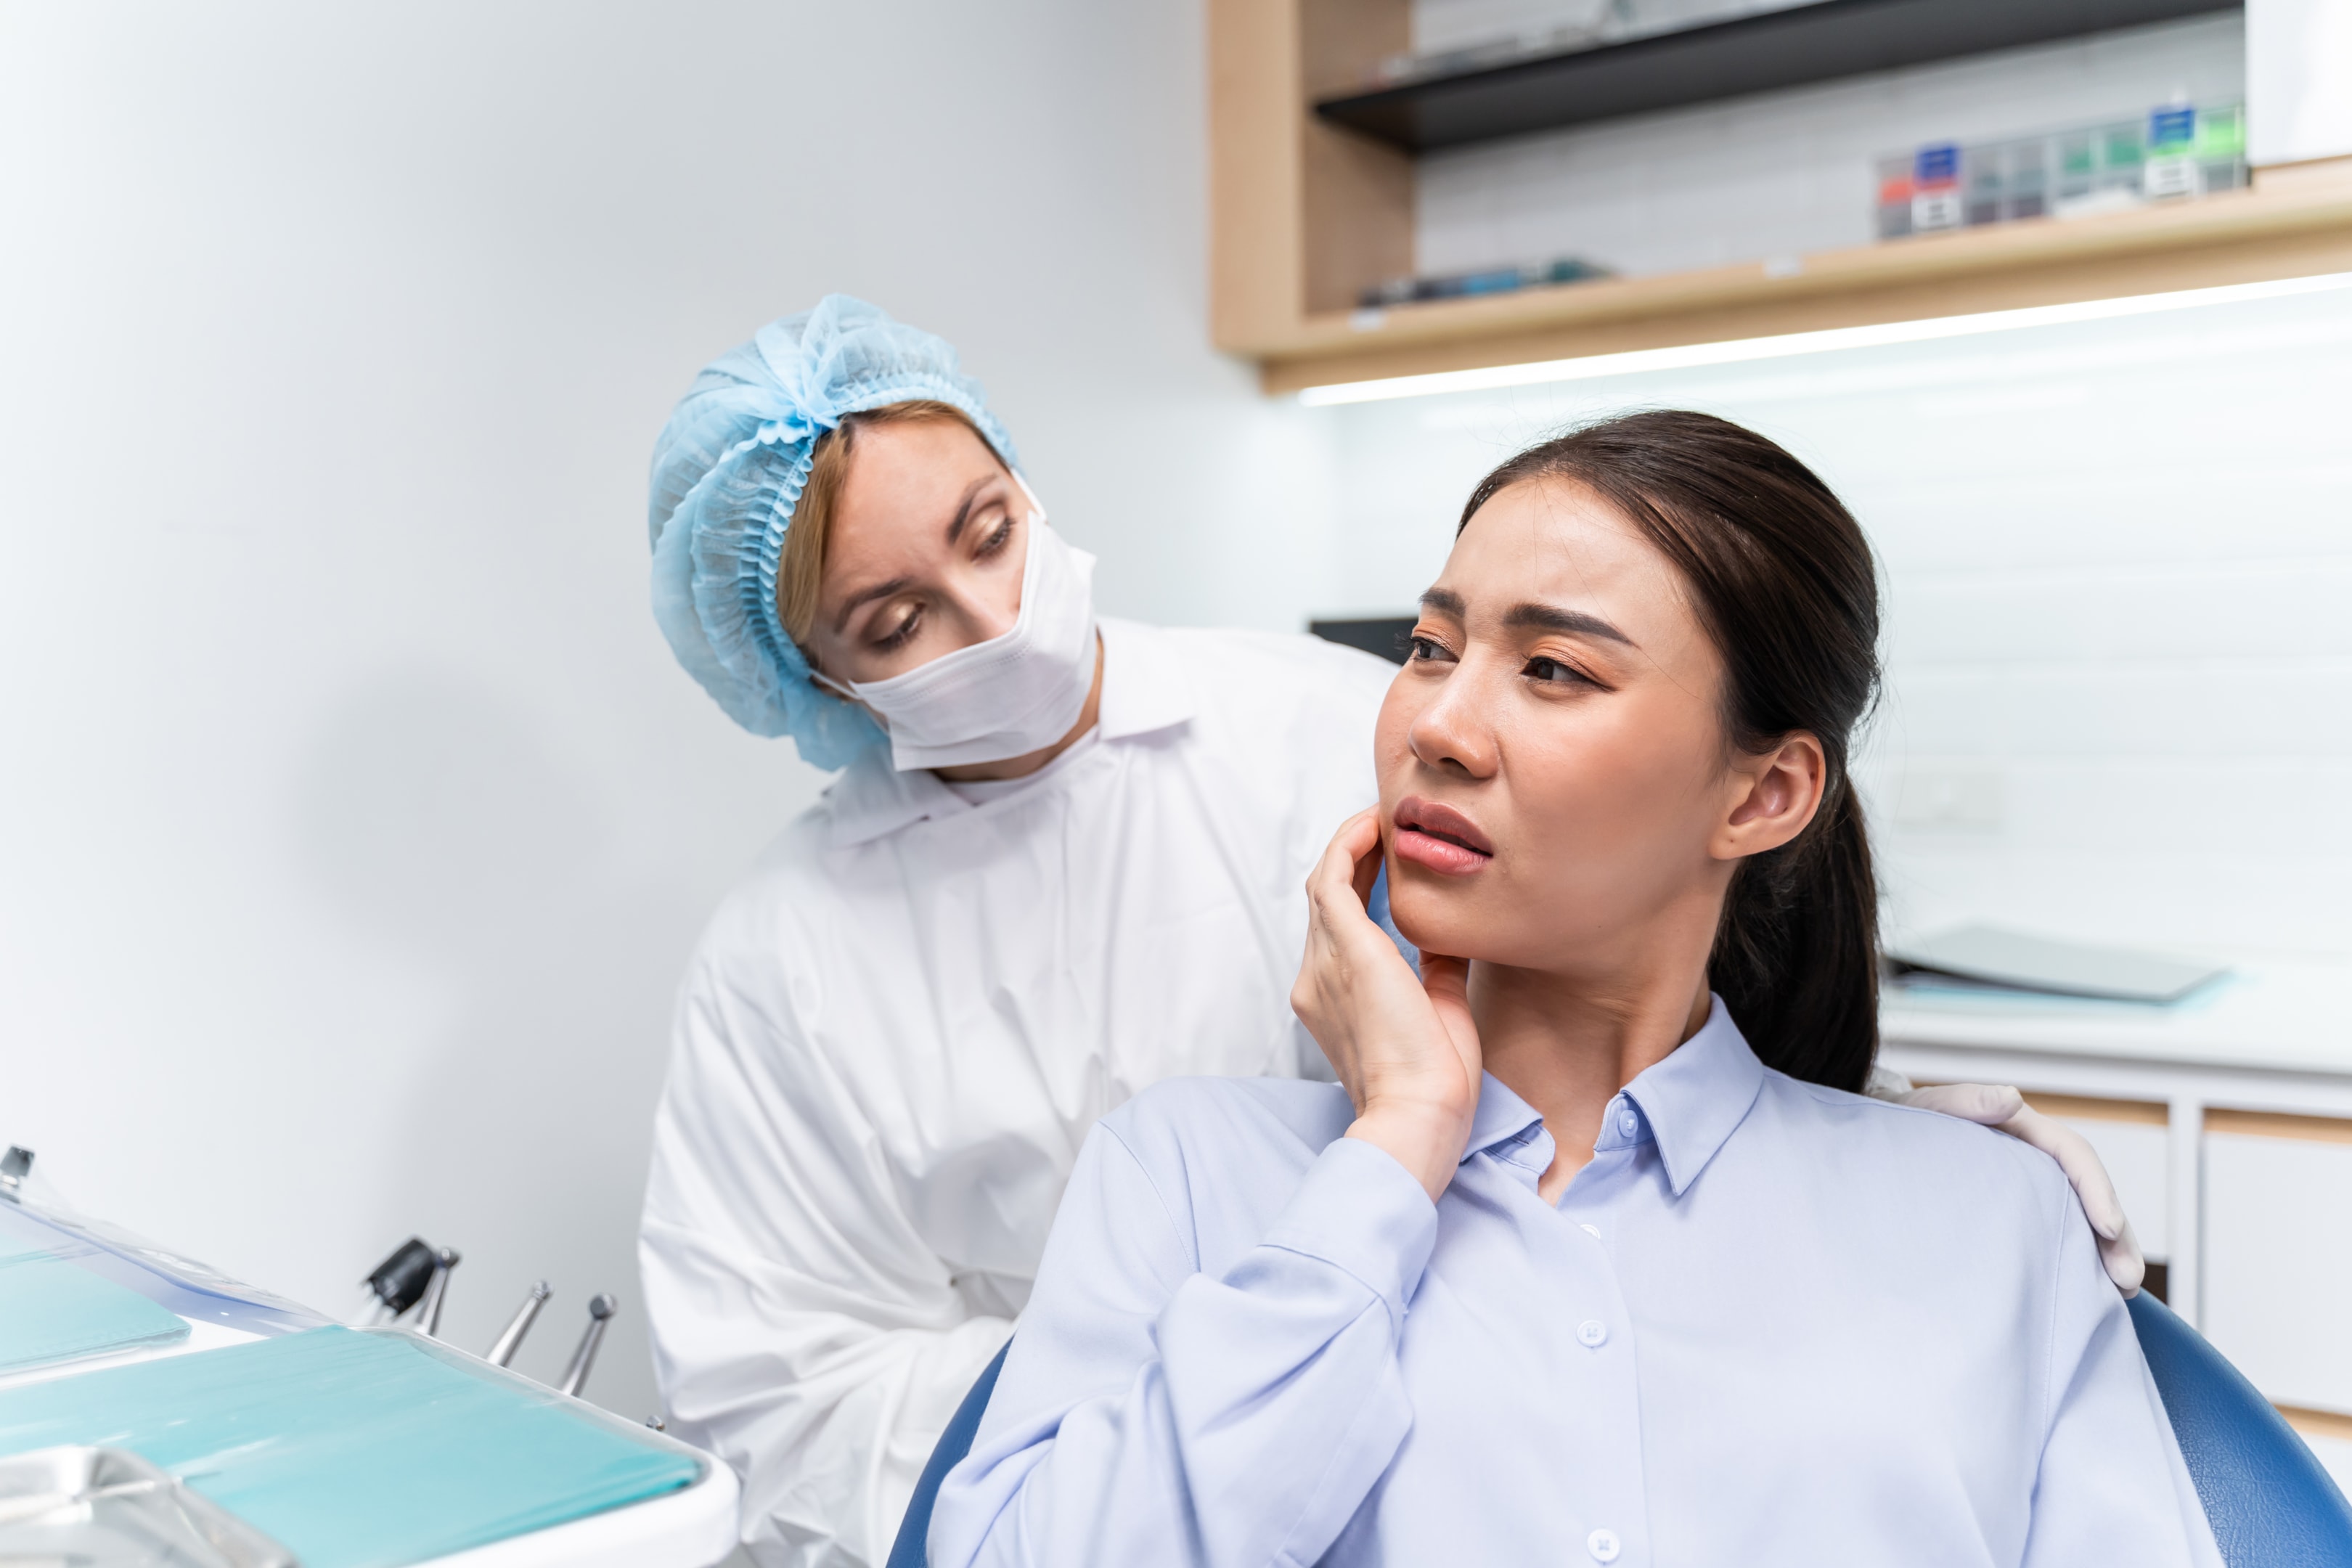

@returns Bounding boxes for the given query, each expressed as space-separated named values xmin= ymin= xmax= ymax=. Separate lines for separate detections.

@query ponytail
xmin=1709 ymin=777 xmax=1879 ymax=1090
xmin=1458 ymin=411 xmax=1882 ymax=1090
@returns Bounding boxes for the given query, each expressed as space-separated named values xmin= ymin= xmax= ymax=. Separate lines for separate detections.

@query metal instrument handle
xmin=557 ymin=1294 xmax=616 ymax=1397
xmin=485 ymin=1281 xmax=551 ymax=1368
xmin=414 ymin=1246 xmax=461 ymax=1339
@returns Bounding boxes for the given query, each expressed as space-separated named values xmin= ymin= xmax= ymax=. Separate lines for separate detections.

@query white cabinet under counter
xmin=1880 ymin=956 xmax=2352 ymax=1462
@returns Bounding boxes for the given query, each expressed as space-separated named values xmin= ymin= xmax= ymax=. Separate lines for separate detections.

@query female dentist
xmin=636 ymin=298 xmax=2140 ymax=1568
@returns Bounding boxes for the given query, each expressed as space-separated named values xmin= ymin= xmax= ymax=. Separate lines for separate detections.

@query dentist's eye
xmin=976 ymin=514 xmax=1016 ymax=559
xmin=875 ymin=608 xmax=923 ymax=652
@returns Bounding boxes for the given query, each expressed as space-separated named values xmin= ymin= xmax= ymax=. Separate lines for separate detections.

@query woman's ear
xmin=1712 ymin=732 xmax=1827 ymax=862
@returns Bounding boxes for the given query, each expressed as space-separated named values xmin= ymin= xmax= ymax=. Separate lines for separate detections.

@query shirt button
xmin=1577 ymin=1319 xmax=1608 ymax=1348
xmin=1588 ymin=1527 xmax=1622 ymax=1562
xmin=1617 ymin=1110 xmax=1639 ymax=1136
xmin=1580 ymin=1222 xmax=1601 ymax=1238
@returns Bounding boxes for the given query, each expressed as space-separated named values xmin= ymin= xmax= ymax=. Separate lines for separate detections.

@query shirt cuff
xmin=1261 ymin=1135 xmax=1440 ymax=1323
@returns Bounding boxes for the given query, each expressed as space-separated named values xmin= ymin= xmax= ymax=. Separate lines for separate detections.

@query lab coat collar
xmin=1621 ymin=995 xmax=1767 ymax=1197
xmin=1458 ymin=993 xmax=1766 ymax=1197
xmin=1093 ymin=617 xmax=1196 ymax=740
xmin=820 ymin=616 xmax=1196 ymax=849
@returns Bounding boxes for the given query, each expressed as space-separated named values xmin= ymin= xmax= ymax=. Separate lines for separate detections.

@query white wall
xmin=0 ymin=0 xmax=1313 ymax=1432
xmin=1305 ymin=281 xmax=2352 ymax=963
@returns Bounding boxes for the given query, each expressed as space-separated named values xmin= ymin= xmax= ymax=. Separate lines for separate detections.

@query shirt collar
xmin=1460 ymin=994 xmax=1766 ymax=1196
xmin=1618 ymin=995 xmax=1768 ymax=1196
xmin=820 ymin=616 xmax=1196 ymax=849
xmin=1463 ymin=1072 xmax=1547 ymax=1164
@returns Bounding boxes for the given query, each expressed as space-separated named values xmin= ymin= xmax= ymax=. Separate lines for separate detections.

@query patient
xmin=928 ymin=412 xmax=2219 ymax=1567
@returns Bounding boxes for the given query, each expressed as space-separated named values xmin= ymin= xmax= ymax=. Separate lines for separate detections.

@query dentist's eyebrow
xmin=833 ymin=576 xmax=916 ymax=635
xmin=942 ymin=476 xmax=995 ymax=546
xmin=1503 ymin=601 xmax=1636 ymax=647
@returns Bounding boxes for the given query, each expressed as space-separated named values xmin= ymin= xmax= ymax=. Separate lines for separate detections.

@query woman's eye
xmin=1407 ymin=634 xmax=1453 ymax=663
xmin=1525 ymin=656 xmax=1589 ymax=686
xmin=975 ymin=515 xmax=1015 ymax=559
xmin=875 ymin=608 xmax=922 ymax=652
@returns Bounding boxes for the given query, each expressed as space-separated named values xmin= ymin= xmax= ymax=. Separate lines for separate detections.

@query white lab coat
xmin=639 ymin=618 xmax=1396 ymax=1568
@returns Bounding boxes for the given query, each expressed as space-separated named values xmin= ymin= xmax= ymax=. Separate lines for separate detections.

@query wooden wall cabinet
xmin=1209 ymin=0 xmax=2352 ymax=393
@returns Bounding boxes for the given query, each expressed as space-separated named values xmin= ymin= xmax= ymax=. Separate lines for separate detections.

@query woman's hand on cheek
xmin=1291 ymin=809 xmax=1484 ymax=1204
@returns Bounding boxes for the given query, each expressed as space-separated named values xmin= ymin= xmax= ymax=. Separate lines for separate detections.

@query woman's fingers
xmin=1295 ymin=810 xmax=1482 ymax=1201
xmin=1295 ymin=809 xmax=1418 ymax=1102
xmin=1303 ymin=810 xmax=1398 ymax=967
xmin=1306 ymin=809 xmax=1381 ymax=912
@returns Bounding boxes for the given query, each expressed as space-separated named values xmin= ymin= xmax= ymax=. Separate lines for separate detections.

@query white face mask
xmin=822 ymin=500 xmax=1099 ymax=771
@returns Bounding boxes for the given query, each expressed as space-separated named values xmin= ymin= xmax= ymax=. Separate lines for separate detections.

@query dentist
xmin=637 ymin=298 xmax=1400 ymax=1568
xmin=636 ymin=298 xmax=2141 ymax=1568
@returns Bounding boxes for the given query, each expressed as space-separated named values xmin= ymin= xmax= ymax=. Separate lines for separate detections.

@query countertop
xmin=1881 ymin=954 xmax=2352 ymax=1078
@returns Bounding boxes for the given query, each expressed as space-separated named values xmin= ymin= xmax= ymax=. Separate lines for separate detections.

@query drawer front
xmin=2204 ymin=1117 xmax=2352 ymax=1415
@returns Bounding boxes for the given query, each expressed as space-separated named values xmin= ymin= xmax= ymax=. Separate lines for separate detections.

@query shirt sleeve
xmin=2021 ymin=1182 xmax=2225 ymax=1567
xmin=928 ymin=1120 xmax=1437 ymax=1568
xmin=639 ymin=946 xmax=1011 ymax=1568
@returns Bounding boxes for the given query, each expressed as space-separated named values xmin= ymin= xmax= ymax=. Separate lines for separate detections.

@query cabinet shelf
xmin=1208 ymin=0 xmax=2352 ymax=395
xmin=1246 ymin=167 xmax=2352 ymax=393
xmin=1313 ymin=0 xmax=2236 ymax=154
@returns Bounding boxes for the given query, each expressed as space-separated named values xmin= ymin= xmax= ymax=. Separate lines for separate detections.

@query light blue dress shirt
xmin=930 ymin=1001 xmax=2221 ymax=1567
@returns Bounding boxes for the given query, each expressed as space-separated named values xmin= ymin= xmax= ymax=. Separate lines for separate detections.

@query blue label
xmin=1914 ymin=143 xmax=1960 ymax=184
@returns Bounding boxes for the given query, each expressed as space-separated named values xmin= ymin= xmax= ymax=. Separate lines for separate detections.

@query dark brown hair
xmin=1458 ymin=410 xmax=1882 ymax=1091
xmin=780 ymin=399 xmax=1000 ymax=645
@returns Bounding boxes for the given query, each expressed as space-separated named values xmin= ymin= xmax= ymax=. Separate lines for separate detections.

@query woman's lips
xmin=1392 ymin=795 xmax=1494 ymax=876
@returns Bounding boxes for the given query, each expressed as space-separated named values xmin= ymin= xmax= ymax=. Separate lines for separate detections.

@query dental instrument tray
xmin=0 ymin=1198 xmax=327 ymax=1377
xmin=0 ymin=1235 xmax=191 ymax=1373
xmin=0 ymin=1444 xmax=297 ymax=1567
xmin=0 ymin=1326 xmax=704 ymax=1568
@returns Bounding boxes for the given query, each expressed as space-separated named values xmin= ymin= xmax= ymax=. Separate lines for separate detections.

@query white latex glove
xmin=1866 ymin=1068 xmax=2144 ymax=1297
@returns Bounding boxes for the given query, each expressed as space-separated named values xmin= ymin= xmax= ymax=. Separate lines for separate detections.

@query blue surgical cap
xmin=647 ymin=295 xmax=1021 ymax=766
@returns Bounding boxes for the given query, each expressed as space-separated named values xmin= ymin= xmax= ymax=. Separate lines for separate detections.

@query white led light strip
xmin=1293 ymin=271 xmax=2352 ymax=407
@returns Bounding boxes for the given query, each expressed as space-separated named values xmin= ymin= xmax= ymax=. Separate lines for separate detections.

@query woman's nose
xmin=944 ymin=577 xmax=1019 ymax=645
xmin=1407 ymin=663 xmax=1498 ymax=779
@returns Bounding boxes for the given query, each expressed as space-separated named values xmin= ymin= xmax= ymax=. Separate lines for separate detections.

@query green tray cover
xmin=0 ymin=1326 xmax=700 ymax=1567
xmin=0 ymin=1250 xmax=189 ymax=1371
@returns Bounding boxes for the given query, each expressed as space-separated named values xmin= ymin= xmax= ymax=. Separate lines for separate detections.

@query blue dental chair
xmin=2128 ymin=1291 xmax=2352 ymax=1566
xmin=889 ymin=1300 xmax=2352 ymax=1568
xmin=886 ymin=1342 xmax=1008 ymax=1568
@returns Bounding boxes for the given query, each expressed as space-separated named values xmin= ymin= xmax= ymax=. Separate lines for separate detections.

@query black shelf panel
xmin=1309 ymin=617 xmax=1416 ymax=664
xmin=1314 ymin=0 xmax=2239 ymax=154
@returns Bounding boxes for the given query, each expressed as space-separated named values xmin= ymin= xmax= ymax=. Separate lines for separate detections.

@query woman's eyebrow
xmin=942 ymin=476 xmax=995 ymax=545
xmin=1503 ymin=600 xmax=1636 ymax=646
xmin=833 ymin=575 xmax=915 ymax=635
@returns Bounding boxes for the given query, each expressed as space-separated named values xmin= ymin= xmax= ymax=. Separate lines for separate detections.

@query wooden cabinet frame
xmin=1208 ymin=0 xmax=2352 ymax=393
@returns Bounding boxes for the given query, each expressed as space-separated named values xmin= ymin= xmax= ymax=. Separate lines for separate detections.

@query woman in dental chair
xmin=926 ymin=412 xmax=2220 ymax=1568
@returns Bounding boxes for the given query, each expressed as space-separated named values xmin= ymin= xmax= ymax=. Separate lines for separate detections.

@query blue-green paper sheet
xmin=0 ymin=1326 xmax=701 ymax=1567
xmin=0 ymin=1246 xmax=190 ymax=1371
